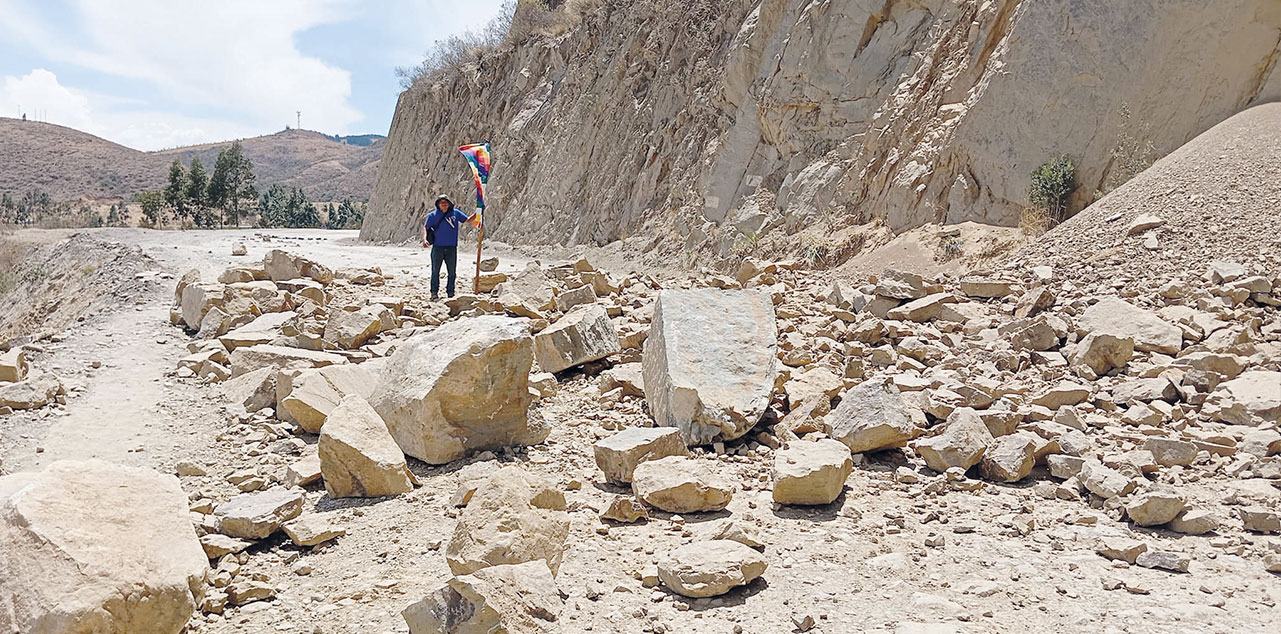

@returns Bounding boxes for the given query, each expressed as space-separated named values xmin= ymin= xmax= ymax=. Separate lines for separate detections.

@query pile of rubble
xmin=3 ymin=232 xmax=1278 ymax=632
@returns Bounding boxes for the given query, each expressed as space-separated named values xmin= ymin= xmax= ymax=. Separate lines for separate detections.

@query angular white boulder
xmin=533 ymin=303 xmax=620 ymax=373
xmin=1069 ymin=333 xmax=1134 ymax=376
xmin=643 ymin=289 xmax=778 ymax=444
xmin=1078 ymin=297 xmax=1182 ymax=354
xmin=445 ymin=467 xmax=569 ymax=576
xmin=593 ymin=427 xmax=689 ymax=484
xmin=977 ymin=432 xmax=1037 ymax=482
xmin=0 ymin=346 xmax=28 ymax=383
xmin=824 ymin=379 xmax=923 ymax=453
xmin=228 ymin=344 xmax=345 ymax=378
xmin=772 ymin=439 xmax=853 ymax=505
xmin=279 ymin=363 xmax=378 ymax=433
xmin=324 ymin=305 xmax=391 ymax=349
xmin=264 ymin=249 xmax=333 ymax=284
xmin=218 ymin=311 xmax=296 ymax=351
xmin=319 ymin=396 xmax=415 ymax=498
xmin=1203 ymin=371 xmax=1281 ymax=426
xmin=631 ymin=456 xmax=733 ymax=513
xmin=658 ymin=540 xmax=767 ymax=598
xmin=0 ymin=371 xmax=64 ymax=410
xmin=370 ymin=316 xmax=544 ymax=464
xmin=214 ymin=488 xmax=305 ymax=539
xmin=0 ymin=460 xmax=208 ymax=634
xmin=914 ymin=407 xmax=993 ymax=473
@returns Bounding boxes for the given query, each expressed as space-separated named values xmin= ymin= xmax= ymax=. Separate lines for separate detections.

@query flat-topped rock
xmin=772 ymin=439 xmax=853 ymax=505
xmin=0 ymin=460 xmax=207 ymax=634
xmin=658 ymin=540 xmax=768 ymax=598
xmin=593 ymin=427 xmax=689 ymax=484
xmin=319 ymin=396 xmax=415 ymax=498
xmin=1078 ymin=296 xmax=1182 ymax=354
xmin=214 ymin=488 xmax=306 ymax=539
xmin=632 ymin=456 xmax=733 ymax=513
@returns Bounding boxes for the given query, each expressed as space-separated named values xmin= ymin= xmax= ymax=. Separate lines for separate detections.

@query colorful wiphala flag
xmin=458 ymin=142 xmax=491 ymax=228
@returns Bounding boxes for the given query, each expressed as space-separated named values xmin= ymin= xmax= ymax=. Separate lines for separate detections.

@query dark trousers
xmin=430 ymin=245 xmax=458 ymax=296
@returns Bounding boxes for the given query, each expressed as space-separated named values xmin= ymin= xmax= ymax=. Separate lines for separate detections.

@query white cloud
xmin=0 ymin=68 xmax=93 ymax=129
xmin=0 ymin=0 xmax=371 ymax=148
xmin=0 ymin=69 xmax=260 ymax=150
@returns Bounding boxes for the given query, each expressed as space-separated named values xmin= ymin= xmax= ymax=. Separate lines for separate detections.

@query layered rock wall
xmin=362 ymin=0 xmax=1281 ymax=250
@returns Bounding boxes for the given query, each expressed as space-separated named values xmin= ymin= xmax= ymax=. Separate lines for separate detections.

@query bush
xmin=1028 ymin=155 xmax=1076 ymax=225
xmin=935 ymin=234 xmax=964 ymax=263
xmin=395 ymin=1 xmax=519 ymax=90
xmin=395 ymin=1 xmax=600 ymax=90
xmin=1097 ymin=102 xmax=1155 ymax=197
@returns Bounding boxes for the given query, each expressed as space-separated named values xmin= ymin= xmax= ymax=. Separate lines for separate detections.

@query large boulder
xmin=1077 ymin=297 xmax=1182 ymax=354
xmin=0 ymin=460 xmax=208 ymax=634
xmin=824 ymin=379 xmax=923 ymax=453
xmin=657 ymin=540 xmax=768 ymax=598
xmin=221 ymin=367 xmax=277 ymax=413
xmin=279 ymin=364 xmax=378 ymax=433
xmin=445 ymin=467 xmax=569 ymax=576
xmin=0 ymin=371 xmax=64 ymax=410
xmin=370 ymin=316 xmax=544 ymax=464
xmin=264 ymin=249 xmax=333 ymax=285
xmin=772 ymin=439 xmax=853 ymax=505
xmin=228 ymin=344 xmax=345 ymax=378
xmin=1202 ymin=371 xmax=1281 ymax=426
xmin=977 ymin=432 xmax=1038 ymax=482
xmin=631 ymin=456 xmax=733 ymax=513
xmin=643 ymin=289 xmax=778 ymax=444
xmin=1069 ymin=333 xmax=1134 ymax=377
xmin=324 ymin=305 xmax=392 ymax=349
xmin=402 ymin=561 xmax=562 ymax=634
xmin=533 ymin=304 xmax=620 ymax=373
xmin=319 ymin=396 xmax=415 ymax=498
xmin=496 ymin=264 xmax=555 ymax=318
xmin=180 ymin=282 xmax=225 ymax=330
xmin=593 ymin=427 xmax=689 ymax=484
xmin=218 ymin=311 xmax=297 ymax=351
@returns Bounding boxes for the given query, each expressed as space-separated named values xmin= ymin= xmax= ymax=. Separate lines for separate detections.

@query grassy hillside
xmin=0 ymin=118 xmax=383 ymax=202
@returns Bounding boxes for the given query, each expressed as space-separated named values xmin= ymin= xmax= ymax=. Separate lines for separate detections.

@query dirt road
xmin=1 ymin=228 xmax=528 ymax=474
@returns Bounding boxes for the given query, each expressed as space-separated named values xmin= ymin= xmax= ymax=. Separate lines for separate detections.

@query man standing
xmin=421 ymin=194 xmax=473 ymax=299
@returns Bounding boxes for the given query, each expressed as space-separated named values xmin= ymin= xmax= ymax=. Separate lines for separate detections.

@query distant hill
xmin=0 ymin=118 xmax=383 ymax=202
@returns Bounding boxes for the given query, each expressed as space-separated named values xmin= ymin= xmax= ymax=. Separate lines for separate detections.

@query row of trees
xmin=142 ymin=142 xmax=257 ymax=227
xmin=257 ymin=185 xmax=365 ymax=229
xmin=0 ymin=191 xmax=105 ymax=228
xmin=0 ymin=191 xmax=57 ymax=224
xmin=135 ymin=140 xmax=365 ymax=230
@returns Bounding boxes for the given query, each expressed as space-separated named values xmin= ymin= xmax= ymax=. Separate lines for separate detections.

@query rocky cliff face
xmin=362 ymin=0 xmax=1281 ymax=252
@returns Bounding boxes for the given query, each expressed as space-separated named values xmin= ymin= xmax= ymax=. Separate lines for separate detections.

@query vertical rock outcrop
xmin=363 ymin=0 xmax=1281 ymax=254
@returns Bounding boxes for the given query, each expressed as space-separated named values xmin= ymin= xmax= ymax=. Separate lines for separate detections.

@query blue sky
xmin=0 ymin=0 xmax=506 ymax=150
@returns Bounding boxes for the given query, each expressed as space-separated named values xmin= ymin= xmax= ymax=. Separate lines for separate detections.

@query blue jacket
xmin=425 ymin=207 xmax=470 ymax=247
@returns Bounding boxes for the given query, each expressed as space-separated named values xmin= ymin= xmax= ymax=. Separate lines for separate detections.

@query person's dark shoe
xmin=431 ymin=293 xmax=439 ymax=300
xmin=447 ymin=293 xmax=455 ymax=298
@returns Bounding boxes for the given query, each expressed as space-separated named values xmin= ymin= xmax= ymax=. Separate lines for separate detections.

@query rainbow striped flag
xmin=459 ymin=142 xmax=491 ymax=228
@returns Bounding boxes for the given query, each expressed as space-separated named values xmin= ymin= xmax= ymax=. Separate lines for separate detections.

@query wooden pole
xmin=473 ymin=216 xmax=484 ymax=294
